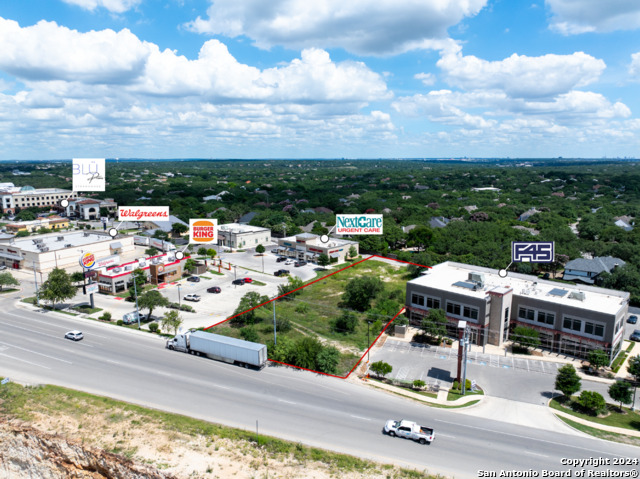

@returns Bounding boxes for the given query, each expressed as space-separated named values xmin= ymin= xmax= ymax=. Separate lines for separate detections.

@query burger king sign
xmin=79 ymin=252 xmax=96 ymax=269
xmin=189 ymin=219 xmax=218 ymax=244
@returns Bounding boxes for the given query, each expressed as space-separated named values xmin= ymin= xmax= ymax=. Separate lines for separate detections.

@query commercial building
xmin=97 ymin=252 xmax=188 ymax=294
xmin=276 ymin=233 xmax=359 ymax=264
xmin=218 ymin=223 xmax=271 ymax=249
xmin=0 ymin=231 xmax=135 ymax=273
xmin=0 ymin=184 xmax=78 ymax=215
xmin=405 ymin=261 xmax=628 ymax=361
xmin=5 ymin=216 xmax=69 ymax=233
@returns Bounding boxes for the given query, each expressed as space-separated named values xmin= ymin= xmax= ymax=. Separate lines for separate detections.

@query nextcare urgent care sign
xmin=336 ymin=214 xmax=383 ymax=235
xmin=118 ymin=206 xmax=169 ymax=221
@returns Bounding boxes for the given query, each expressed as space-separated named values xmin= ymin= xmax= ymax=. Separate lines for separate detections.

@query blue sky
xmin=1 ymin=0 xmax=639 ymax=159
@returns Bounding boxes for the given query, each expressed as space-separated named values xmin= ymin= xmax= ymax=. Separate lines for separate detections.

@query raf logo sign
xmin=512 ymin=241 xmax=555 ymax=263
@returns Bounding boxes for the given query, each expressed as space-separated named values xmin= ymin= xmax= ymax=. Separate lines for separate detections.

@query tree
xmin=406 ymin=252 xmax=432 ymax=278
xmin=277 ymin=275 xmax=304 ymax=300
xmin=578 ymin=391 xmax=607 ymax=416
xmin=369 ymin=361 xmax=392 ymax=379
xmin=39 ymin=268 xmax=76 ymax=309
xmin=628 ymin=355 xmax=640 ymax=382
xmin=317 ymin=253 xmax=330 ymax=269
xmin=555 ymin=364 xmax=581 ymax=398
xmin=15 ymin=210 xmax=36 ymax=221
xmin=255 ymin=244 xmax=265 ymax=255
xmin=138 ymin=290 xmax=169 ymax=320
xmin=145 ymin=247 xmax=159 ymax=256
xmin=232 ymin=291 xmax=270 ymax=325
xmin=587 ymin=349 xmax=610 ymax=371
xmin=206 ymin=248 xmax=217 ymax=260
xmin=70 ymin=271 xmax=85 ymax=284
xmin=0 ymin=271 xmax=19 ymax=291
xmin=291 ymin=337 xmax=323 ymax=370
xmin=171 ymin=222 xmax=188 ymax=236
xmin=512 ymin=326 xmax=541 ymax=351
xmin=407 ymin=226 xmax=433 ymax=252
xmin=332 ymin=311 xmax=358 ymax=334
xmin=184 ymin=258 xmax=197 ymax=274
xmin=421 ymin=308 xmax=448 ymax=342
xmin=316 ymin=346 xmax=340 ymax=374
xmin=197 ymin=247 xmax=207 ymax=256
xmin=342 ymin=276 xmax=384 ymax=311
xmin=348 ymin=245 xmax=358 ymax=260
xmin=128 ymin=268 xmax=147 ymax=302
xmin=240 ymin=326 xmax=260 ymax=343
xmin=608 ymin=381 xmax=633 ymax=411
xmin=161 ymin=309 xmax=182 ymax=334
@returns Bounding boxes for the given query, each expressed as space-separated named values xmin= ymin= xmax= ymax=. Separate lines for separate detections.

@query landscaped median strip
xmin=362 ymin=377 xmax=483 ymax=409
xmin=549 ymin=398 xmax=640 ymax=438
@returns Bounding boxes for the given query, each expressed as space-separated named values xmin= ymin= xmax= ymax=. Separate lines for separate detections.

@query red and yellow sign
xmin=79 ymin=252 xmax=96 ymax=269
xmin=189 ymin=219 xmax=217 ymax=244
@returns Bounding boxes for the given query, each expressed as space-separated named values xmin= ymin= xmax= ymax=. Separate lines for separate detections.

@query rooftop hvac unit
xmin=32 ymin=239 xmax=43 ymax=244
xmin=40 ymin=247 xmax=49 ymax=252
xmin=83 ymin=232 xmax=90 ymax=237
xmin=468 ymin=272 xmax=485 ymax=287
xmin=124 ymin=266 xmax=131 ymax=271
xmin=569 ymin=291 xmax=586 ymax=301
xmin=112 ymin=268 xmax=122 ymax=273
xmin=57 ymin=236 xmax=64 ymax=241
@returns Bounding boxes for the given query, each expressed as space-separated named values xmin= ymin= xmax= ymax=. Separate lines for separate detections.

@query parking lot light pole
xmin=273 ymin=300 xmax=277 ymax=346
xmin=134 ymin=279 xmax=141 ymax=330
xmin=178 ymin=284 xmax=181 ymax=310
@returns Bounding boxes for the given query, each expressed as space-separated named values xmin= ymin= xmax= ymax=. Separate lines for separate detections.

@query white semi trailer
xmin=166 ymin=330 xmax=267 ymax=369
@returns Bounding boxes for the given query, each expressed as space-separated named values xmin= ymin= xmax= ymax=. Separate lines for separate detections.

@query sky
xmin=1 ymin=0 xmax=640 ymax=160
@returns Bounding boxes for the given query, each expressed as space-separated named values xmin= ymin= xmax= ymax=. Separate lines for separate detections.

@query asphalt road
xmin=1 ymin=304 xmax=639 ymax=478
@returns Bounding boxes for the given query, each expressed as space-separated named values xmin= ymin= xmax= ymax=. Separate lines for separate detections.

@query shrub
xmin=413 ymin=380 xmax=426 ymax=389
xmin=332 ymin=311 xmax=358 ymax=334
xmin=452 ymin=379 xmax=472 ymax=391
xmin=148 ymin=323 xmax=159 ymax=333
xmin=99 ymin=312 xmax=112 ymax=322
xmin=179 ymin=304 xmax=195 ymax=312
xmin=295 ymin=302 xmax=309 ymax=313
xmin=240 ymin=327 xmax=259 ymax=343
xmin=576 ymin=391 xmax=606 ymax=416
xmin=275 ymin=317 xmax=292 ymax=333
xmin=116 ymin=320 xmax=124 ymax=326
xmin=370 ymin=361 xmax=392 ymax=378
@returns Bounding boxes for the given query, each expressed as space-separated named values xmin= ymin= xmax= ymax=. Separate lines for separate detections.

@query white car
xmin=64 ymin=330 xmax=84 ymax=341
xmin=122 ymin=312 xmax=147 ymax=324
xmin=285 ymin=260 xmax=294 ymax=265
xmin=384 ymin=419 xmax=434 ymax=444
xmin=184 ymin=294 xmax=201 ymax=302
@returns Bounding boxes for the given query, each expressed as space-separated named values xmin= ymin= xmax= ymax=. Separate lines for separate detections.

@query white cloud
xmin=630 ymin=52 xmax=640 ymax=76
xmin=437 ymin=51 xmax=605 ymax=98
xmin=185 ymin=0 xmax=486 ymax=55
xmin=61 ymin=0 xmax=141 ymax=13
xmin=414 ymin=72 xmax=436 ymax=86
xmin=546 ymin=0 xmax=640 ymax=34
xmin=0 ymin=18 xmax=151 ymax=83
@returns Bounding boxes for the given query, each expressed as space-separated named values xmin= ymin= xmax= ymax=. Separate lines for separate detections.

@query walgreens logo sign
xmin=118 ymin=206 xmax=169 ymax=221
xmin=335 ymin=214 xmax=383 ymax=235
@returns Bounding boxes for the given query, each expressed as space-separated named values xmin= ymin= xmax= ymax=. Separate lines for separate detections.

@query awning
xmin=110 ymin=242 xmax=123 ymax=249
xmin=287 ymin=247 xmax=296 ymax=252
xmin=305 ymin=252 xmax=316 ymax=257
xmin=0 ymin=252 xmax=23 ymax=261
xmin=330 ymin=253 xmax=340 ymax=258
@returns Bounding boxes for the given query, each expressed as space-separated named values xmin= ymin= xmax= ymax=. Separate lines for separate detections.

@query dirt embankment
xmin=0 ymin=418 xmax=175 ymax=479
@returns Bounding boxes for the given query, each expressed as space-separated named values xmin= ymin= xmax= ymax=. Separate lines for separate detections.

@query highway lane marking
xmin=524 ymin=451 xmax=549 ymax=458
xmin=0 ymin=352 xmax=51 ymax=369
xmin=103 ymin=359 xmax=122 ymax=365
xmin=349 ymin=415 xmax=372 ymax=421
xmin=432 ymin=418 xmax=624 ymax=455
xmin=0 ymin=322 xmax=63 ymax=340
xmin=278 ymin=399 xmax=297 ymax=405
xmin=0 ymin=341 xmax=73 ymax=364
xmin=436 ymin=433 xmax=456 ymax=438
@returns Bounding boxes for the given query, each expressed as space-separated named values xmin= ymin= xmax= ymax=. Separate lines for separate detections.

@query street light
xmin=177 ymin=284 xmax=181 ymax=310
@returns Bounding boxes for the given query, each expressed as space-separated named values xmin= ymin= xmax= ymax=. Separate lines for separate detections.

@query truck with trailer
xmin=383 ymin=419 xmax=435 ymax=444
xmin=166 ymin=330 xmax=267 ymax=369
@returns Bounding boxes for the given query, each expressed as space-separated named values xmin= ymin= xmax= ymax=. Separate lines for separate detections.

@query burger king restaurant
xmin=96 ymin=253 xmax=188 ymax=294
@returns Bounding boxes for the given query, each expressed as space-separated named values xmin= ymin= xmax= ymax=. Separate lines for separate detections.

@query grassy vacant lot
xmin=211 ymin=259 xmax=410 ymax=376
xmin=0 ymin=380 xmax=437 ymax=478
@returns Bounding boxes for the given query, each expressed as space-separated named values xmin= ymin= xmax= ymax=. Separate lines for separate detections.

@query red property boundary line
xmin=205 ymin=254 xmax=431 ymax=379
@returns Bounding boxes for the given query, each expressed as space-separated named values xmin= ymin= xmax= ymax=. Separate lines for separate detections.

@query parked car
xmin=64 ymin=330 xmax=84 ymax=341
xmin=122 ymin=311 xmax=147 ymax=324
xmin=184 ymin=294 xmax=201 ymax=302
xmin=242 ymin=277 xmax=253 ymax=283
xmin=383 ymin=419 xmax=434 ymax=444
xmin=207 ymin=286 xmax=221 ymax=293
xmin=232 ymin=279 xmax=246 ymax=285
xmin=284 ymin=259 xmax=294 ymax=265
xmin=187 ymin=276 xmax=200 ymax=283
xmin=276 ymin=257 xmax=287 ymax=263
xmin=627 ymin=315 xmax=638 ymax=324
xmin=0 ymin=265 xmax=6 ymax=271
xmin=274 ymin=269 xmax=290 ymax=277
xmin=294 ymin=260 xmax=307 ymax=267
xmin=271 ymin=249 xmax=279 ymax=254
xmin=630 ymin=329 xmax=640 ymax=342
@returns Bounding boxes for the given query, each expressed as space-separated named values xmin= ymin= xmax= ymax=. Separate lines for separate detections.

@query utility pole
xmin=134 ymin=278 xmax=141 ymax=329
xmin=177 ymin=284 xmax=181 ymax=310
xmin=367 ymin=320 xmax=372 ymax=362
xmin=462 ymin=327 xmax=470 ymax=395
xmin=33 ymin=262 xmax=39 ymax=306
xmin=273 ymin=300 xmax=277 ymax=346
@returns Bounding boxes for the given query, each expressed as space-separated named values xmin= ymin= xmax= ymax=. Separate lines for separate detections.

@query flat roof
xmin=13 ymin=231 xmax=124 ymax=253
xmin=218 ymin=223 xmax=270 ymax=234
xmin=408 ymin=261 xmax=628 ymax=315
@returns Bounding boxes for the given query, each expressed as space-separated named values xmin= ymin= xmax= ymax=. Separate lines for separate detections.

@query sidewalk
xmin=361 ymin=376 xmax=482 ymax=407
xmin=551 ymin=407 xmax=640 ymax=438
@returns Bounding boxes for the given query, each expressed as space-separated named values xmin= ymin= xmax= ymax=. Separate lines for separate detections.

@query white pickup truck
xmin=383 ymin=419 xmax=435 ymax=444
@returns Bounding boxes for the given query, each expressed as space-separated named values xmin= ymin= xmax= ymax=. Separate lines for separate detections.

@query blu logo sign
xmin=511 ymin=241 xmax=555 ymax=263
xmin=72 ymin=158 xmax=105 ymax=192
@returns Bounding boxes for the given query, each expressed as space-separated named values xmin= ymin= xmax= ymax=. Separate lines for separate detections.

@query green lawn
xmin=554 ymin=417 xmax=640 ymax=447
xmin=0 ymin=288 xmax=19 ymax=294
xmin=72 ymin=305 xmax=103 ymax=314
xmin=115 ymin=284 xmax=155 ymax=298
xmin=252 ymin=280 xmax=267 ymax=286
xmin=447 ymin=388 xmax=484 ymax=401
xmin=550 ymin=397 xmax=640 ymax=432
xmin=199 ymin=275 xmax=212 ymax=280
